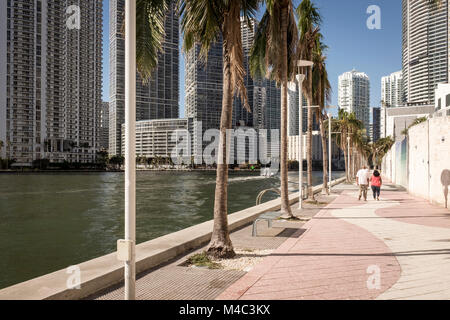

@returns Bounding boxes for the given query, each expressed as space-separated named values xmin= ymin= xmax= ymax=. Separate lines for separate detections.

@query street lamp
xmin=347 ymin=136 xmax=351 ymax=182
xmin=327 ymin=112 xmax=332 ymax=194
xmin=296 ymin=60 xmax=313 ymax=209
xmin=118 ymin=0 xmax=136 ymax=301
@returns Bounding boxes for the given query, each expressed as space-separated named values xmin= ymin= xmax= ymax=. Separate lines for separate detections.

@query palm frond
xmin=134 ymin=0 xmax=170 ymax=82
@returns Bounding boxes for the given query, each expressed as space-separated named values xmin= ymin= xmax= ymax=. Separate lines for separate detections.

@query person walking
xmin=371 ymin=170 xmax=382 ymax=201
xmin=356 ymin=166 xmax=370 ymax=201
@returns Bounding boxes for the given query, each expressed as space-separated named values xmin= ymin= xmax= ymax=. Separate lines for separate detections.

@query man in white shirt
xmin=356 ymin=166 xmax=370 ymax=201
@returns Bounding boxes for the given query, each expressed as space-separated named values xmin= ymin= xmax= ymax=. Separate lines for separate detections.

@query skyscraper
xmin=109 ymin=0 xmax=179 ymax=156
xmin=372 ymin=107 xmax=381 ymax=142
xmin=381 ymin=71 xmax=405 ymax=107
xmin=185 ymin=39 xmax=223 ymax=157
xmin=185 ymin=17 xmax=282 ymax=158
xmin=100 ymin=102 xmax=109 ymax=151
xmin=402 ymin=0 xmax=449 ymax=104
xmin=338 ymin=70 xmax=371 ymax=131
xmin=0 ymin=0 xmax=103 ymax=165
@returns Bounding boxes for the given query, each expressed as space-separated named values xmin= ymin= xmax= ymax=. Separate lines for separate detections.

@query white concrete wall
xmin=423 ymin=117 xmax=450 ymax=207
xmin=383 ymin=116 xmax=450 ymax=207
xmin=408 ymin=120 xmax=430 ymax=202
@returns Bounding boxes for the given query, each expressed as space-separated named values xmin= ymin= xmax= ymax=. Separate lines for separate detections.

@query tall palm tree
xmin=179 ymin=0 xmax=259 ymax=258
xmin=250 ymin=0 xmax=299 ymax=218
xmin=429 ymin=0 xmax=442 ymax=7
xmin=134 ymin=0 xmax=258 ymax=258
xmin=312 ymin=33 xmax=331 ymax=194
xmin=332 ymin=109 xmax=350 ymax=182
xmin=297 ymin=0 xmax=321 ymax=200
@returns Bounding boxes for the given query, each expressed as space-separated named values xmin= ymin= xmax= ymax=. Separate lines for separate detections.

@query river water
xmin=0 ymin=170 xmax=344 ymax=289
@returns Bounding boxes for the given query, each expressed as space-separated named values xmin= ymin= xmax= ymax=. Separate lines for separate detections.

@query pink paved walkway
xmin=217 ymin=185 xmax=450 ymax=300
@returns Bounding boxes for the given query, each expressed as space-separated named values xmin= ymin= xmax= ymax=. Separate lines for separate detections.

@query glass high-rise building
xmin=185 ymin=17 xmax=281 ymax=158
xmin=0 ymin=0 xmax=103 ymax=165
xmin=402 ymin=0 xmax=449 ymax=104
xmin=109 ymin=0 xmax=179 ymax=156
xmin=372 ymin=107 xmax=381 ymax=142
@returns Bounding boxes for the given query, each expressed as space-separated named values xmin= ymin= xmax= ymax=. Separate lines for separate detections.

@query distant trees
xmin=108 ymin=155 xmax=125 ymax=170
xmin=368 ymin=137 xmax=394 ymax=168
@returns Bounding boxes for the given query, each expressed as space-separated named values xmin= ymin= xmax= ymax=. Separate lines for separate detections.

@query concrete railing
xmin=0 ymin=177 xmax=346 ymax=300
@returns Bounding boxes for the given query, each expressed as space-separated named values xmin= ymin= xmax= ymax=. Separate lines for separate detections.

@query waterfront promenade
xmin=218 ymin=183 xmax=450 ymax=300
xmin=93 ymin=182 xmax=450 ymax=300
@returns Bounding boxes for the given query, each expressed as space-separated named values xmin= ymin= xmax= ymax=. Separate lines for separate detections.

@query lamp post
xmin=296 ymin=60 xmax=313 ymax=209
xmin=327 ymin=113 xmax=332 ymax=193
xmin=325 ymin=107 xmax=338 ymax=193
xmin=121 ymin=0 xmax=136 ymax=301
xmin=347 ymin=136 xmax=351 ymax=182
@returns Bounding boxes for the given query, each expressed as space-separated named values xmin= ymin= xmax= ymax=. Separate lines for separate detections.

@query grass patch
xmin=187 ymin=252 xmax=222 ymax=269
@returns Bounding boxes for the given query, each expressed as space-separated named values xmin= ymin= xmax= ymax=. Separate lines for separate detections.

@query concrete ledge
xmin=0 ymin=177 xmax=346 ymax=300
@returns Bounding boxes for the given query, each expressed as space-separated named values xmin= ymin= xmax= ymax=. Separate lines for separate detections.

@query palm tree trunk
xmin=279 ymin=6 xmax=293 ymax=218
xmin=342 ymin=133 xmax=349 ymax=182
xmin=207 ymin=42 xmax=235 ymax=259
xmin=317 ymin=77 xmax=328 ymax=195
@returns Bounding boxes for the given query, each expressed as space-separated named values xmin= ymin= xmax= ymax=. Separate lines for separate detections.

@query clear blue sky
xmin=102 ymin=0 xmax=402 ymax=118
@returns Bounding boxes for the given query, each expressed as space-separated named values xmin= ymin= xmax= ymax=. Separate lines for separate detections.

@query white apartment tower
xmin=338 ymin=70 xmax=371 ymax=131
xmin=381 ymin=71 xmax=405 ymax=107
xmin=109 ymin=0 xmax=179 ymax=156
xmin=402 ymin=0 xmax=450 ymax=104
xmin=0 ymin=0 xmax=103 ymax=165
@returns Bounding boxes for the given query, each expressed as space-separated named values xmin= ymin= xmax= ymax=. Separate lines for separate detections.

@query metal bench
xmin=252 ymin=211 xmax=281 ymax=237
xmin=253 ymin=188 xmax=282 ymax=237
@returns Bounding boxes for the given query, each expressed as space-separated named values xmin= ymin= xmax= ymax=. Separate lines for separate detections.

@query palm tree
xmin=178 ymin=0 xmax=259 ymax=258
xmin=346 ymin=112 xmax=363 ymax=179
xmin=250 ymin=0 xmax=299 ymax=218
xmin=312 ymin=33 xmax=331 ymax=194
xmin=332 ymin=109 xmax=350 ymax=182
xmin=371 ymin=136 xmax=394 ymax=167
xmin=134 ymin=0 xmax=171 ymax=81
xmin=297 ymin=0 xmax=321 ymax=200
xmin=429 ymin=0 xmax=442 ymax=7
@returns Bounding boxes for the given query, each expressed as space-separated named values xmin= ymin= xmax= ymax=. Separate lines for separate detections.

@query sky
xmin=101 ymin=0 xmax=403 ymax=118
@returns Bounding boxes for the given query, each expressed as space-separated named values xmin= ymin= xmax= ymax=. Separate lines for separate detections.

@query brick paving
xmin=218 ymin=183 xmax=450 ymax=300
xmin=91 ymin=183 xmax=450 ymax=300
xmin=90 ymin=220 xmax=310 ymax=300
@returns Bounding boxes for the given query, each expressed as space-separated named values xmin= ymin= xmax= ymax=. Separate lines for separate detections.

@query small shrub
xmin=187 ymin=252 xmax=222 ymax=269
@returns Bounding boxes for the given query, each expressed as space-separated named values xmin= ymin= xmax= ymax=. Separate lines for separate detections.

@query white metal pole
xmin=296 ymin=74 xmax=305 ymax=209
xmin=328 ymin=113 xmax=332 ymax=194
xmin=124 ymin=0 xmax=136 ymax=301
xmin=347 ymin=136 xmax=351 ymax=182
